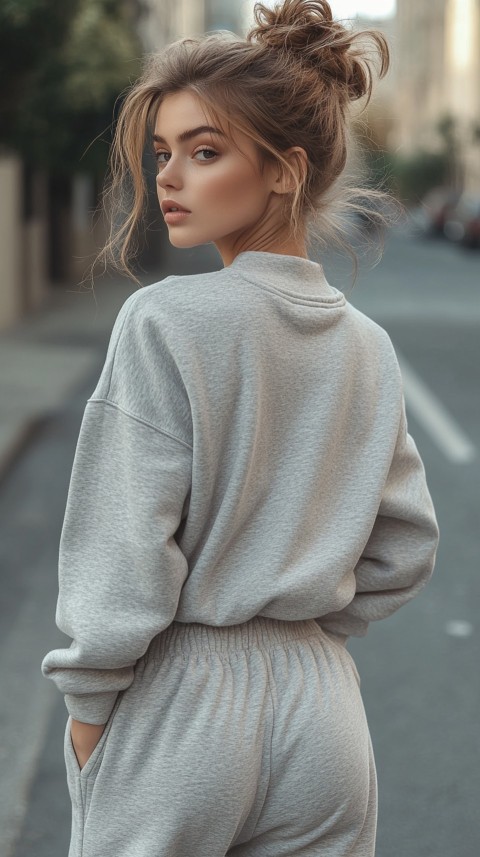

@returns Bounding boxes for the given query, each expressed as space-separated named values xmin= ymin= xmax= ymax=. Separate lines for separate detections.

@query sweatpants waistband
xmin=146 ymin=615 xmax=323 ymax=661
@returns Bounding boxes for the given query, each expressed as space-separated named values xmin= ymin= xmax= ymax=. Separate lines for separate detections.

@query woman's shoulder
xmin=344 ymin=300 xmax=397 ymax=350
xmin=120 ymin=268 xmax=230 ymax=320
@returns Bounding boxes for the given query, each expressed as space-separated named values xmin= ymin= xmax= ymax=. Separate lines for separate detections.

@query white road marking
xmin=445 ymin=620 xmax=474 ymax=637
xmin=396 ymin=352 xmax=477 ymax=463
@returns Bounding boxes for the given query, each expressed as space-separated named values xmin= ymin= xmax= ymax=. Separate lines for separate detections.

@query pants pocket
xmin=65 ymin=693 xmax=124 ymax=782
xmin=64 ymin=694 xmax=124 ymax=855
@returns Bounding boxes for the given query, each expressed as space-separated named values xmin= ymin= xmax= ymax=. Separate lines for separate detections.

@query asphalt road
xmin=1 ymin=226 xmax=479 ymax=856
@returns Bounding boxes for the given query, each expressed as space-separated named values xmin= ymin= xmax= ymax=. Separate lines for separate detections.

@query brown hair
xmin=89 ymin=0 xmax=402 ymax=289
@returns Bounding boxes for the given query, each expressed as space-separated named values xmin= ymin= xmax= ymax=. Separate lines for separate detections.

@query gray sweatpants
xmin=64 ymin=616 xmax=377 ymax=856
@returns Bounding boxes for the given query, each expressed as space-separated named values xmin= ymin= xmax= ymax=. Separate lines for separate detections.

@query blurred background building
xmin=0 ymin=0 xmax=479 ymax=330
xmin=138 ymin=0 xmax=246 ymax=48
xmin=395 ymin=0 xmax=480 ymax=193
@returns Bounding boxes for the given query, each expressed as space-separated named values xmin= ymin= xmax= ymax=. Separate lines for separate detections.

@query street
xmin=1 ymin=225 xmax=479 ymax=856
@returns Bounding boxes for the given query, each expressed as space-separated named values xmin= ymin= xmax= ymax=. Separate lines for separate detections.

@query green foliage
xmin=0 ymin=1 xmax=78 ymax=82
xmin=388 ymin=150 xmax=450 ymax=205
xmin=355 ymin=116 xmax=457 ymax=207
xmin=0 ymin=0 xmax=80 ymax=142
xmin=472 ymin=122 xmax=480 ymax=145
xmin=436 ymin=113 xmax=457 ymax=153
xmin=63 ymin=0 xmax=143 ymax=112
xmin=361 ymin=148 xmax=398 ymax=194
xmin=0 ymin=0 xmax=143 ymax=176
xmin=357 ymin=143 xmax=451 ymax=207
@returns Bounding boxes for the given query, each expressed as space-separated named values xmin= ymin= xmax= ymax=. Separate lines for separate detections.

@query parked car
xmin=420 ymin=186 xmax=462 ymax=236
xmin=443 ymin=192 xmax=480 ymax=249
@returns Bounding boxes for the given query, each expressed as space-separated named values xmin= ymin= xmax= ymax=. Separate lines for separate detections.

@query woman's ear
xmin=272 ymin=147 xmax=308 ymax=196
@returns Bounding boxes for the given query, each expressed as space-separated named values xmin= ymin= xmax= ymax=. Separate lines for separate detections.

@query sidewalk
xmin=0 ymin=243 xmax=222 ymax=484
xmin=0 ymin=275 xmax=136 ymax=483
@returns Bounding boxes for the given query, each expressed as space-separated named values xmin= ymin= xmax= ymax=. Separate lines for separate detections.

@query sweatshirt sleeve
xmin=317 ymin=389 xmax=440 ymax=642
xmin=41 ymin=289 xmax=193 ymax=724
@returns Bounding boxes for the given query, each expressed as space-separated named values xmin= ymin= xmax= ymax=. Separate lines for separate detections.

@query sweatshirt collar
xmin=226 ymin=250 xmax=344 ymax=305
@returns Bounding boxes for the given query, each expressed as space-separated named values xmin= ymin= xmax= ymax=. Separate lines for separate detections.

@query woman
xmin=41 ymin=2 xmax=440 ymax=855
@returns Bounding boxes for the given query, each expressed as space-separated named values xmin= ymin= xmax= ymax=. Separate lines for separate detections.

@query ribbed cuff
xmin=64 ymin=690 xmax=119 ymax=725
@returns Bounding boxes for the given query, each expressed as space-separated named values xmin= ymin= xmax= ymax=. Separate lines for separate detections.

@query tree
xmin=436 ymin=113 xmax=462 ymax=189
xmin=0 ymin=0 xmax=80 ymax=142
xmin=0 ymin=0 xmax=143 ymax=176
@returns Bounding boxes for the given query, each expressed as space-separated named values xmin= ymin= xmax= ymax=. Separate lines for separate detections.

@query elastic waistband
xmin=146 ymin=615 xmax=323 ymax=661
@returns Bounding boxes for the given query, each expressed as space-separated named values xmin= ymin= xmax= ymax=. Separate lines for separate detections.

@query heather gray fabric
xmin=64 ymin=615 xmax=377 ymax=857
xmin=42 ymin=250 xmax=440 ymax=725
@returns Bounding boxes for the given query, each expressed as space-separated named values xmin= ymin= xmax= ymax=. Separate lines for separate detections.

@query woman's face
xmin=153 ymin=90 xmax=307 ymax=265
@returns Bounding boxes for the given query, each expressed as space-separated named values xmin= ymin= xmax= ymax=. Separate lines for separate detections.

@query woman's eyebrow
xmin=152 ymin=125 xmax=227 ymax=145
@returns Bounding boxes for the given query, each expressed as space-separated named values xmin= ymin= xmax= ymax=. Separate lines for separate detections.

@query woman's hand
xmin=70 ymin=719 xmax=107 ymax=770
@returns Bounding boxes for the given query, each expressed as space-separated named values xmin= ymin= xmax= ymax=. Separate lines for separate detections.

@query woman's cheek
xmin=203 ymin=171 xmax=257 ymax=218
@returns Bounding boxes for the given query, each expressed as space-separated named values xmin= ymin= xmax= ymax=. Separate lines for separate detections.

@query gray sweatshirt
xmin=41 ymin=251 xmax=440 ymax=724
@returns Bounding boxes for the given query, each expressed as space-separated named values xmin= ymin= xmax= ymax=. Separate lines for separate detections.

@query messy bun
xmin=90 ymin=0 xmax=401 ymax=289
xmin=248 ymin=0 xmax=388 ymax=105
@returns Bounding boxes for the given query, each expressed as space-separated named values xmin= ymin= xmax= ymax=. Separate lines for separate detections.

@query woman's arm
xmin=70 ymin=719 xmax=106 ymax=769
xmin=41 ymin=402 xmax=192 ymax=724
xmin=319 ymin=391 xmax=440 ymax=639
xmin=41 ymin=290 xmax=193 ymax=725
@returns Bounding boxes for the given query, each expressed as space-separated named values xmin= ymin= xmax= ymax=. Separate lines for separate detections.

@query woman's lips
xmin=164 ymin=210 xmax=192 ymax=224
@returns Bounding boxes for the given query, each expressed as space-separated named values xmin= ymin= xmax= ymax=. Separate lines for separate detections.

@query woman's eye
xmin=154 ymin=148 xmax=218 ymax=167
xmin=194 ymin=148 xmax=218 ymax=161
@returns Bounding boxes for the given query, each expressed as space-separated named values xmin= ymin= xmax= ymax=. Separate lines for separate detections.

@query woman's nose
xmin=156 ymin=160 xmax=181 ymax=189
